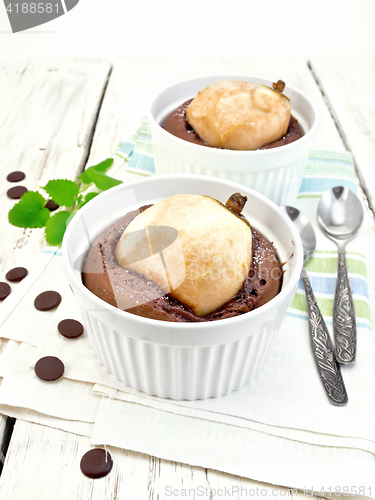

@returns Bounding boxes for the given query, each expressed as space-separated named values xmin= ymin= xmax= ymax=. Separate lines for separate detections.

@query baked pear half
xmin=185 ymin=80 xmax=291 ymax=150
xmin=116 ymin=193 xmax=252 ymax=316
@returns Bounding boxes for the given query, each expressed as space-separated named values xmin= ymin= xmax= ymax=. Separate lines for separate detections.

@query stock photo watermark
xmin=3 ymin=0 xmax=79 ymax=32
xmin=165 ymin=485 xmax=373 ymax=497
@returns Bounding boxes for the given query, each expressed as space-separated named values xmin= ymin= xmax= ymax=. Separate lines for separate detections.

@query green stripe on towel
xmin=305 ymin=256 xmax=367 ymax=277
xmin=290 ymin=293 xmax=371 ymax=321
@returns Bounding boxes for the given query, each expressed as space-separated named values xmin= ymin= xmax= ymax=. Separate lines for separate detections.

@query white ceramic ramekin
xmin=149 ymin=75 xmax=318 ymax=206
xmin=62 ymin=175 xmax=303 ymax=400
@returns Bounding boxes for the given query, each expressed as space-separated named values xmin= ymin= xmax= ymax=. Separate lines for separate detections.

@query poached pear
xmin=185 ymin=80 xmax=291 ymax=150
xmin=116 ymin=193 xmax=252 ymax=316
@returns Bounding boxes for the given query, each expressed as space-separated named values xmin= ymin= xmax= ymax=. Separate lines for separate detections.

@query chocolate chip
xmin=7 ymin=186 xmax=28 ymax=199
xmin=34 ymin=291 xmax=61 ymax=311
xmin=34 ymin=356 xmax=64 ymax=381
xmin=80 ymin=449 xmax=113 ymax=479
xmin=57 ymin=319 xmax=84 ymax=339
xmin=260 ymin=279 xmax=267 ymax=285
xmin=7 ymin=171 xmax=26 ymax=182
xmin=45 ymin=199 xmax=60 ymax=211
xmin=0 ymin=282 xmax=11 ymax=300
xmin=6 ymin=267 xmax=28 ymax=282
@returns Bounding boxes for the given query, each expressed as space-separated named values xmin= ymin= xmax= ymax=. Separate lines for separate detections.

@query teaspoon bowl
xmin=281 ymin=205 xmax=348 ymax=406
xmin=317 ymin=187 xmax=363 ymax=365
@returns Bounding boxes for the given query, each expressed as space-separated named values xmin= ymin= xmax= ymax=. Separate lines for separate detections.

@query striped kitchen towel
xmin=0 ymin=121 xmax=373 ymax=497
xmin=115 ymin=120 xmax=371 ymax=332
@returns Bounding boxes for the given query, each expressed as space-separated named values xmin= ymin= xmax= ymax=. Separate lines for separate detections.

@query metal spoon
xmin=281 ymin=206 xmax=348 ymax=406
xmin=317 ymin=187 xmax=364 ymax=365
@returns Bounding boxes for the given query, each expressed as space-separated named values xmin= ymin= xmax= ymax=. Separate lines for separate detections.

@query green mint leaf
xmin=45 ymin=211 xmax=70 ymax=245
xmin=77 ymin=191 xmax=99 ymax=209
xmin=83 ymin=192 xmax=99 ymax=205
xmin=78 ymin=158 xmax=114 ymax=184
xmin=43 ymin=179 xmax=79 ymax=207
xmin=8 ymin=191 xmax=50 ymax=228
xmin=83 ymin=169 xmax=122 ymax=191
xmin=90 ymin=158 xmax=114 ymax=173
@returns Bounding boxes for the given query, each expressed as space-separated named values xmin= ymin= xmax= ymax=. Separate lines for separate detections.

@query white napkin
xmin=0 ymin=150 xmax=374 ymax=497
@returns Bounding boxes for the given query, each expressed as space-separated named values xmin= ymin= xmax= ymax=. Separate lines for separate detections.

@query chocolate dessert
xmin=163 ymin=98 xmax=303 ymax=150
xmin=83 ymin=202 xmax=282 ymax=323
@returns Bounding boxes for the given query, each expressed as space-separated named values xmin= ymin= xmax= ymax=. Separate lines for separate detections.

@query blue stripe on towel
xmin=127 ymin=151 xmax=155 ymax=173
xmin=297 ymin=275 xmax=369 ymax=299
xmin=117 ymin=141 xmax=135 ymax=158
xmin=299 ymin=177 xmax=357 ymax=195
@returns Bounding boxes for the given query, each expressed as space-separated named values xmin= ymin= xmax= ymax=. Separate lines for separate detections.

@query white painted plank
xmin=0 ymin=58 xmax=111 ymax=277
xmin=87 ymin=55 xmax=344 ymax=166
xmin=309 ymin=54 xmax=375 ymax=329
xmin=0 ymin=58 xmax=110 ymax=485
xmin=0 ymin=420 xmax=144 ymax=499
xmin=1 ymin=56 xmax=370 ymax=499
xmin=0 ymin=420 xmax=317 ymax=500
xmin=83 ymin=55 xmax=335 ymax=499
xmin=0 ymin=420 xmax=206 ymax=500
xmin=309 ymin=55 xmax=375 ymax=207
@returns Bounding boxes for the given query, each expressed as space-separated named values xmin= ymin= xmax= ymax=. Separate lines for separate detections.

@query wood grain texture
xmin=0 ymin=420 xmax=206 ymax=500
xmin=83 ymin=56 xmax=336 ymax=500
xmin=0 ymin=420 xmax=312 ymax=500
xmin=309 ymin=54 xmax=375 ymax=325
xmin=0 ymin=58 xmax=111 ymax=277
xmin=309 ymin=55 xmax=375 ymax=207
xmin=0 ymin=56 xmax=373 ymax=499
xmin=0 ymin=58 xmax=110 ymax=481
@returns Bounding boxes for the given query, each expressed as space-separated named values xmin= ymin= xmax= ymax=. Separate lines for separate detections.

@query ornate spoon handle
xmin=301 ymin=268 xmax=348 ymax=406
xmin=333 ymin=250 xmax=356 ymax=364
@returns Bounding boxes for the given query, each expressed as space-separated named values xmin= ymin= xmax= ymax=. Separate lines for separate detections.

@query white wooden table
xmin=0 ymin=56 xmax=374 ymax=498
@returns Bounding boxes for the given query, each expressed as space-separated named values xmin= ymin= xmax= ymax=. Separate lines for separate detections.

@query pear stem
xmin=225 ymin=193 xmax=247 ymax=215
xmin=272 ymin=80 xmax=285 ymax=93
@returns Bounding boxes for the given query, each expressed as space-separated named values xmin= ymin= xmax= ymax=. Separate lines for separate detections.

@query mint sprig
xmin=8 ymin=158 xmax=121 ymax=246
xmin=8 ymin=191 xmax=50 ymax=228
xmin=43 ymin=179 xmax=79 ymax=206
xmin=81 ymin=192 xmax=99 ymax=207
xmin=45 ymin=211 xmax=71 ymax=245
xmin=81 ymin=168 xmax=122 ymax=191
xmin=79 ymin=158 xmax=114 ymax=184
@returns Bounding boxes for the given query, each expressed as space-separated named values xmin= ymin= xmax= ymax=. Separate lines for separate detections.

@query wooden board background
xmin=0 ymin=55 xmax=373 ymax=499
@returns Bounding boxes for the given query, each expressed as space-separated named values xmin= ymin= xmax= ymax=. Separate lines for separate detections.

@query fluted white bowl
xmin=149 ymin=74 xmax=318 ymax=206
xmin=62 ymin=175 xmax=303 ymax=400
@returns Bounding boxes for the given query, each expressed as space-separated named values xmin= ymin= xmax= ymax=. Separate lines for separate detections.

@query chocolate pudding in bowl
xmin=149 ymin=75 xmax=318 ymax=206
xmin=162 ymin=98 xmax=303 ymax=151
xmin=62 ymin=175 xmax=303 ymax=400
xmin=83 ymin=195 xmax=282 ymax=323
